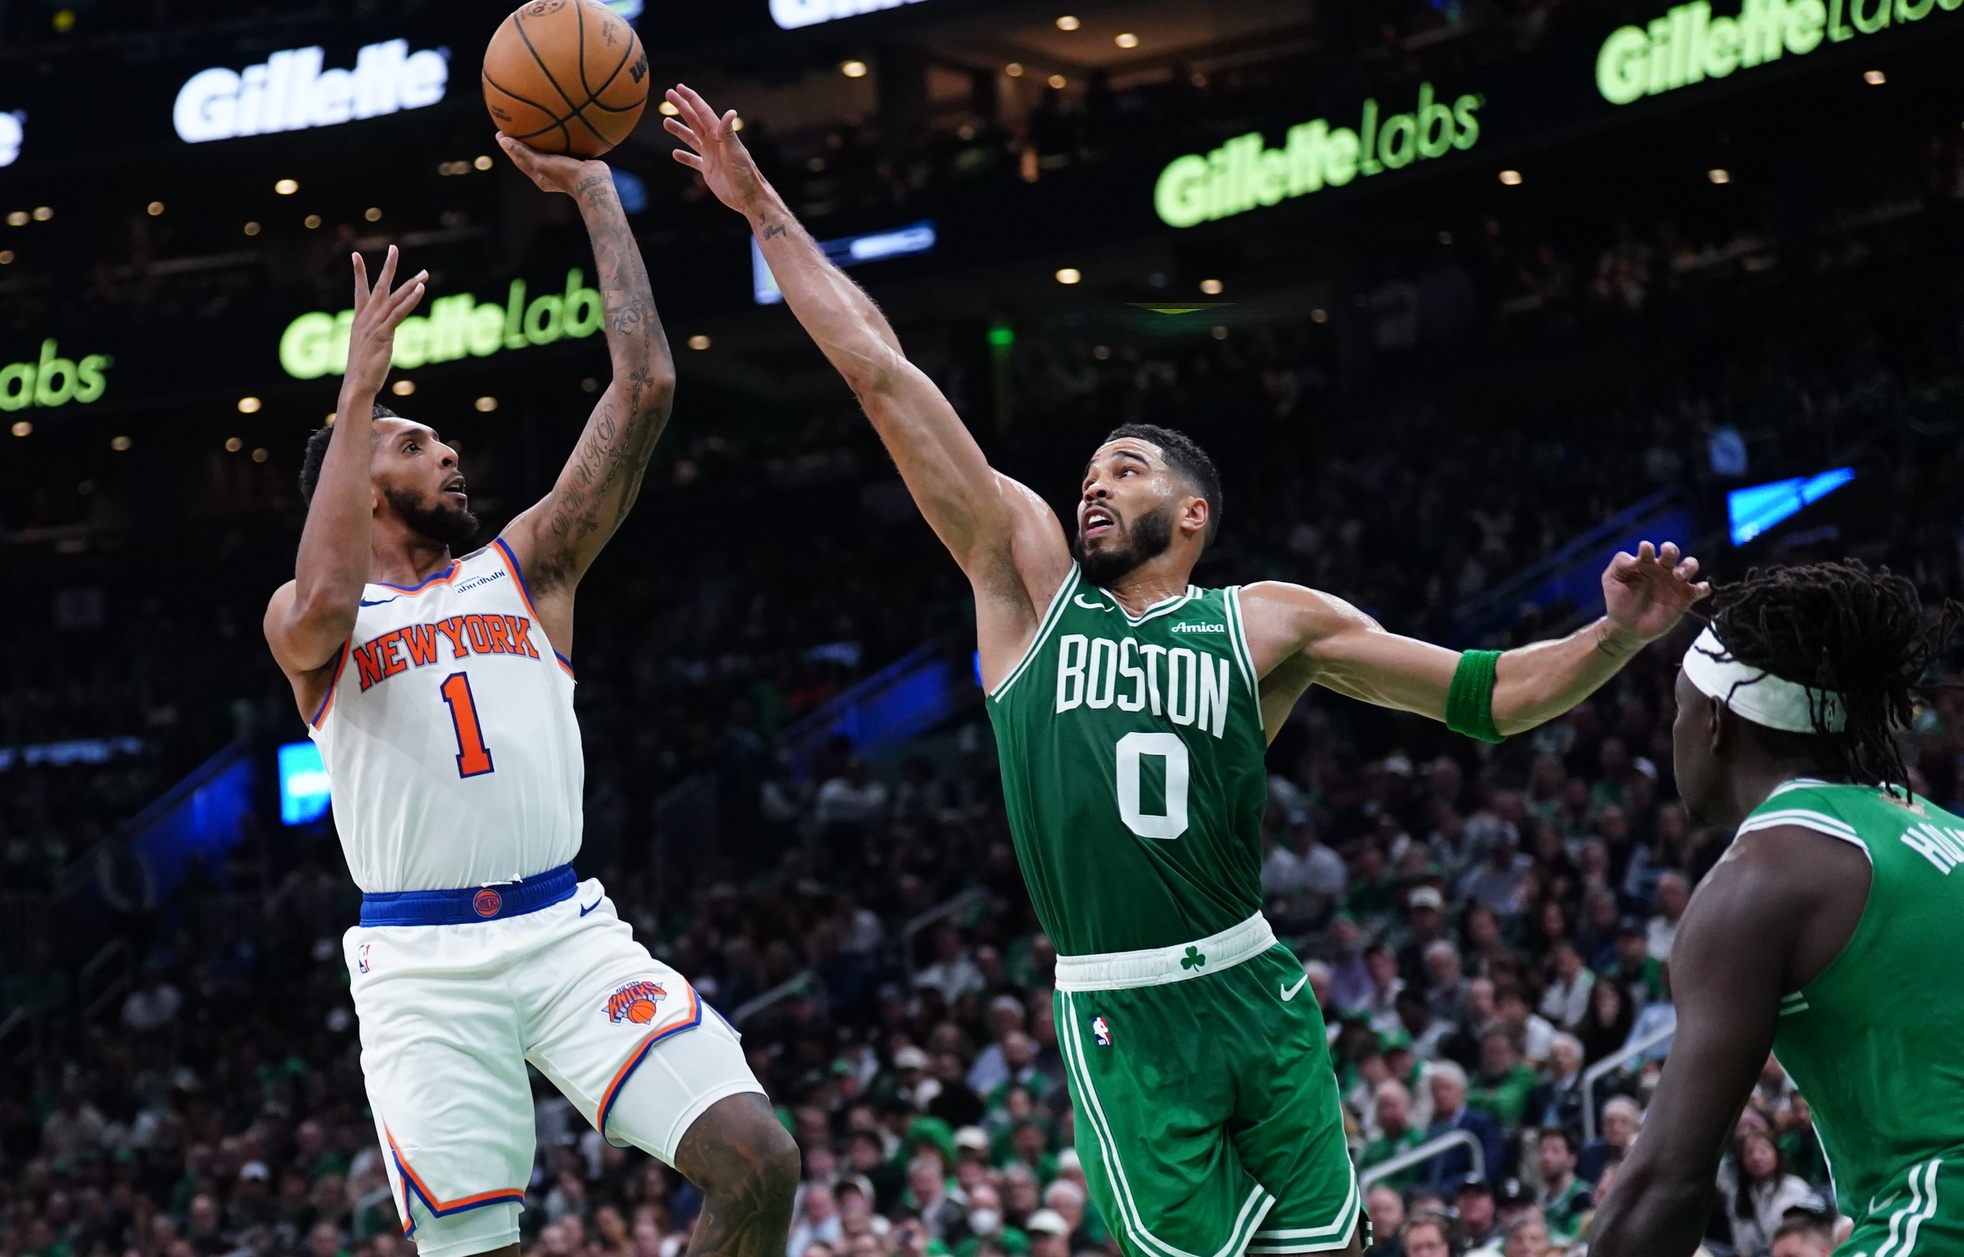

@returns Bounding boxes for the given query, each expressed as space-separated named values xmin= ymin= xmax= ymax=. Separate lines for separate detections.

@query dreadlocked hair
xmin=1705 ymin=559 xmax=1959 ymax=794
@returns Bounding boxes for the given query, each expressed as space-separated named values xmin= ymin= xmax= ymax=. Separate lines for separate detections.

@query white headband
xmin=1682 ymin=626 xmax=1846 ymax=734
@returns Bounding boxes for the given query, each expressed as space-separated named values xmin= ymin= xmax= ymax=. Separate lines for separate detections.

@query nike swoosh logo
xmin=1279 ymin=973 xmax=1310 ymax=1002
xmin=578 ymin=897 xmax=602 ymax=917
xmin=358 ymin=596 xmax=400 ymax=607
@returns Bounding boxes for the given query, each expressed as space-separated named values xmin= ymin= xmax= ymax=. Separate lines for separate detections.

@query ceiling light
xmin=364 ymin=207 xmax=382 ymax=222
xmin=475 ymin=154 xmax=494 ymax=170
xmin=146 ymin=201 xmax=164 ymax=216
xmin=1211 ymin=326 xmax=1228 ymax=340
xmin=243 ymin=221 xmax=261 ymax=236
xmin=31 ymin=206 xmax=51 ymax=221
xmin=1864 ymin=69 xmax=1886 ymax=85
xmin=111 ymin=435 xmax=131 ymax=451
xmin=275 ymin=178 xmax=299 ymax=195
xmin=1115 ymin=32 xmax=1139 ymax=48
xmin=1498 ymin=169 xmax=1523 ymax=186
xmin=1708 ymin=168 xmax=1731 ymax=184
xmin=304 ymin=214 xmax=322 ymax=229
xmin=251 ymin=447 xmax=270 ymax=463
xmin=5 ymin=211 xmax=26 ymax=227
xmin=1199 ymin=278 xmax=1223 ymax=295
xmin=1048 ymin=74 xmax=1068 ymax=89
xmin=1055 ymin=14 xmax=1080 ymax=30
xmin=688 ymin=334 xmax=712 ymax=350
xmin=0 ymin=250 xmax=14 ymax=265
xmin=10 ymin=421 xmax=30 ymax=437
xmin=475 ymin=396 xmax=498 ymax=412
xmin=392 ymin=379 xmax=416 ymax=395
xmin=1311 ymin=308 xmax=1329 ymax=324
xmin=237 ymin=396 xmax=261 ymax=413
xmin=1054 ymin=267 xmax=1081 ymax=285
xmin=841 ymin=59 xmax=868 ymax=78
xmin=1005 ymin=62 xmax=1024 ymax=77
xmin=659 ymin=100 xmax=680 ymax=116
xmin=225 ymin=437 xmax=244 ymax=452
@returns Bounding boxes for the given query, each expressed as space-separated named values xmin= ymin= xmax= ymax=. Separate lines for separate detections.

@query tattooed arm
xmin=495 ymin=135 xmax=676 ymax=656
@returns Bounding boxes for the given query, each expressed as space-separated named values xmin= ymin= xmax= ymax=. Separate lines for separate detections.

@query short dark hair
xmin=1101 ymin=423 xmax=1222 ymax=544
xmin=1538 ymin=1126 xmax=1578 ymax=1157
xmin=298 ymin=404 xmax=398 ymax=504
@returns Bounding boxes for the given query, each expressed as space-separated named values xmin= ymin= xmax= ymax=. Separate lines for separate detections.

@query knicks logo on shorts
xmin=473 ymin=889 xmax=503 ymax=917
xmin=605 ymin=980 xmax=668 ymax=1025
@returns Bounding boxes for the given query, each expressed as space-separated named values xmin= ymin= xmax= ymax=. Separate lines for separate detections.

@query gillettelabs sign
xmin=280 ymin=269 xmax=605 ymax=379
xmin=1154 ymin=83 xmax=1483 ymax=228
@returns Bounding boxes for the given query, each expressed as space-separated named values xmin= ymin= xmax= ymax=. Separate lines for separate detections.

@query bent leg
xmin=671 ymin=1093 xmax=800 ymax=1257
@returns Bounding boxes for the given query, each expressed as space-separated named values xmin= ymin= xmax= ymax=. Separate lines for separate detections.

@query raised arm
xmin=663 ymin=84 xmax=1070 ymax=683
xmin=498 ymin=137 xmax=677 ymax=641
xmin=1241 ymin=542 xmax=1708 ymax=741
xmin=1588 ymin=827 xmax=1866 ymax=1257
xmin=264 ymin=247 xmax=426 ymax=710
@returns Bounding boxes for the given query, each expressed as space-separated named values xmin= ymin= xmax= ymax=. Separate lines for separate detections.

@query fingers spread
xmin=664 ymin=117 xmax=703 ymax=150
xmin=351 ymin=252 xmax=370 ymax=310
xmin=672 ymin=150 xmax=705 ymax=171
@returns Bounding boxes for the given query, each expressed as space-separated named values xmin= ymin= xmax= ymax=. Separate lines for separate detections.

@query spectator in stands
xmin=1399 ymin=1213 xmax=1454 ymax=1257
xmin=1392 ymin=987 xmax=1454 ymax=1061
xmin=1022 ymin=1209 xmax=1069 ymax=1257
xmin=1456 ymin=825 xmax=1529 ymax=917
xmin=1768 ymin=1213 xmax=1835 ymax=1257
xmin=1579 ymin=1097 xmax=1642 ymax=1182
xmin=120 ymin=963 xmax=183 ymax=1034
xmin=1262 ymin=817 xmax=1346 ymax=931
xmin=1498 ymin=1214 xmax=1548 ymax=1257
xmin=1362 ymin=944 xmax=1406 ymax=1033
xmin=1728 ymin=1131 xmax=1825 ymax=1257
xmin=1623 ymin=964 xmax=1677 ymax=1065
xmin=1454 ymin=1177 xmax=1500 ymax=1254
xmin=789 ymin=1183 xmax=844 ymax=1257
xmin=1534 ymin=1128 xmax=1591 ymax=1238
xmin=1537 ymin=942 xmax=1593 ymax=1031
xmin=1576 ymin=976 xmax=1636 ymax=1067
xmin=1469 ymin=1031 xmax=1537 ymax=1129
xmin=1361 ymin=1081 xmax=1427 ymax=1190
xmin=1645 ymin=871 xmax=1689 ymax=961
xmin=966 ymin=996 xmax=1028 ymax=1095
xmin=1422 ymin=941 xmax=1471 ymax=1027
xmin=1364 ymin=1186 xmax=1407 ymax=1257
xmin=1492 ymin=985 xmax=1555 ymax=1066
xmin=1527 ymin=1033 xmax=1586 ymax=1133
xmin=1395 ymin=887 xmax=1450 ymax=988
xmin=1328 ymin=915 xmax=1374 ymax=1011
xmin=913 ymin=926 xmax=985 ymax=1005
xmin=904 ymin=1153 xmax=966 ymax=1241
xmin=1419 ymin=1063 xmax=1504 ymax=1194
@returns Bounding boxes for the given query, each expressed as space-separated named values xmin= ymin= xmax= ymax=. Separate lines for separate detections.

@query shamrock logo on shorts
xmin=1181 ymin=946 xmax=1206 ymax=971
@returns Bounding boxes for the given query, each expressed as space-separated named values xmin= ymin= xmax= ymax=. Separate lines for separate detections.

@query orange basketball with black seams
xmin=483 ymin=0 xmax=649 ymax=158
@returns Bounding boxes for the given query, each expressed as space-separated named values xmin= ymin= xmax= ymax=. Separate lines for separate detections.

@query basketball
xmin=482 ymin=0 xmax=649 ymax=158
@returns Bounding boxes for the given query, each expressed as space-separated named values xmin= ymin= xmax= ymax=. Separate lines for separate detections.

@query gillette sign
xmin=174 ymin=40 xmax=448 ymax=143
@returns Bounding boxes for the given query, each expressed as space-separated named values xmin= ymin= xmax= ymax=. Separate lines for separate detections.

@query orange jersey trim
xmin=384 ymin=1126 xmax=525 ymax=1236
xmin=309 ymin=641 xmax=348 ymax=729
xmin=492 ymin=536 xmax=575 ymax=678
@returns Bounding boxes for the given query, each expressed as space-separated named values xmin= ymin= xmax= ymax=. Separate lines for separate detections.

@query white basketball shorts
xmin=345 ymin=867 xmax=763 ymax=1257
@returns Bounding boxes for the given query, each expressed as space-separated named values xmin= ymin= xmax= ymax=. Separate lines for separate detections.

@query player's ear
xmin=1706 ymin=695 xmax=1729 ymax=755
xmin=1181 ymin=494 xmax=1209 ymax=540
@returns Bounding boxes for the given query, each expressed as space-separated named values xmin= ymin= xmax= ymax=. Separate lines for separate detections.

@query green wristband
xmin=1446 ymin=649 xmax=1504 ymax=743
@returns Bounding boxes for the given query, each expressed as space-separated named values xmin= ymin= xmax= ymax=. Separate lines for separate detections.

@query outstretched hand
xmin=1603 ymin=541 xmax=1711 ymax=643
xmin=344 ymin=245 xmax=426 ymax=401
xmin=495 ymin=133 xmax=610 ymax=197
xmin=663 ymin=83 xmax=771 ymax=214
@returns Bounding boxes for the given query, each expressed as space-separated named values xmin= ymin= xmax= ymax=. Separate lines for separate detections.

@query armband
xmin=1446 ymin=649 xmax=1504 ymax=744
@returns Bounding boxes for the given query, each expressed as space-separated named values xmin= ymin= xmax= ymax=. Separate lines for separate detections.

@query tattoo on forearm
xmin=1594 ymin=622 xmax=1638 ymax=660
xmin=539 ymin=195 xmax=673 ymax=586
xmin=760 ymin=223 xmax=786 ymax=241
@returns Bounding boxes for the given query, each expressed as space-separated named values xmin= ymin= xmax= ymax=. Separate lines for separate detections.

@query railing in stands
xmin=79 ymin=938 xmax=132 ymax=1021
xmin=1358 ymin=1129 xmax=1485 ymax=1191
xmin=1582 ymin=1023 xmax=1676 ymax=1144
xmin=730 ymin=971 xmax=821 ymax=1029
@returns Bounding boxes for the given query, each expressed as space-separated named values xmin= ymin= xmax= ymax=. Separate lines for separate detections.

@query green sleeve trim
xmin=1446 ymin=649 xmax=1505 ymax=743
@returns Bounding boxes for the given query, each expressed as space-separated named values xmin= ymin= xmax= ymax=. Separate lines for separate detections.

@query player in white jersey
xmin=262 ymin=136 xmax=797 ymax=1257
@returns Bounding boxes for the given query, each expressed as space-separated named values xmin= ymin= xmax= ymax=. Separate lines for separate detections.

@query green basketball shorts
xmin=1052 ymin=914 xmax=1364 ymax=1257
xmin=1837 ymin=1155 xmax=1963 ymax=1257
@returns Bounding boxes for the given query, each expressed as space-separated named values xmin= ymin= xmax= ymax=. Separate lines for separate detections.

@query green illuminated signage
xmin=1154 ymin=83 xmax=1482 ymax=229
xmin=1597 ymin=0 xmax=1961 ymax=105
xmin=0 ymin=340 xmax=110 ymax=411
xmin=280 ymin=268 xmax=605 ymax=380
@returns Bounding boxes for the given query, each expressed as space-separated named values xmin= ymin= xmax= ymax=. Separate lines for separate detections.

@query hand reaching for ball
xmin=664 ymin=84 xmax=773 ymax=214
xmin=497 ymin=133 xmax=611 ymax=198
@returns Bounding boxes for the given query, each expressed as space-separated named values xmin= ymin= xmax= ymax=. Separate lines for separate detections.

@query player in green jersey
xmin=1592 ymin=561 xmax=1962 ymax=1257
xmin=663 ymin=85 xmax=1709 ymax=1257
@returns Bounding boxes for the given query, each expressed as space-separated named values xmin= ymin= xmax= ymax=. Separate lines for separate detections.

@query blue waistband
xmin=360 ymin=863 xmax=578 ymax=927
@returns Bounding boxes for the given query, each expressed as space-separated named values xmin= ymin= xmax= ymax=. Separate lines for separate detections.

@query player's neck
xmin=1101 ymin=556 xmax=1195 ymax=616
xmin=367 ymin=521 xmax=453 ymax=588
xmin=1722 ymin=755 xmax=1836 ymax=825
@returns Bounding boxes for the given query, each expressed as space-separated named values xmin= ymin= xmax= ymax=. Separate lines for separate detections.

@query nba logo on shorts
xmin=1092 ymin=1016 xmax=1112 ymax=1047
xmin=605 ymin=979 xmax=668 ymax=1024
xmin=357 ymin=943 xmax=372 ymax=974
xmin=473 ymin=888 xmax=503 ymax=917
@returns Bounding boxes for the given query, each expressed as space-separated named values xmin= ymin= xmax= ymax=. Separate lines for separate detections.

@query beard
xmin=385 ymin=486 xmax=481 ymax=551
xmin=1074 ymin=502 xmax=1174 ymax=587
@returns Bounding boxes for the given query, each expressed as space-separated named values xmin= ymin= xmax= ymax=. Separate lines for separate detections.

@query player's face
xmin=1671 ymin=667 xmax=1727 ymax=824
xmin=372 ymin=417 xmax=479 ymax=549
xmin=1074 ymin=439 xmax=1193 ymax=585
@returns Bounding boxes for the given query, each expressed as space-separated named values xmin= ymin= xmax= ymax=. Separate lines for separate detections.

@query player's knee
xmin=680 ymin=1093 xmax=799 ymax=1216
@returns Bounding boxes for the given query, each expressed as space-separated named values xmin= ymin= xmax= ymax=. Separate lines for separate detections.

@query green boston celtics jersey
xmin=986 ymin=567 xmax=1269 ymax=957
xmin=1757 ymin=779 xmax=1964 ymax=1224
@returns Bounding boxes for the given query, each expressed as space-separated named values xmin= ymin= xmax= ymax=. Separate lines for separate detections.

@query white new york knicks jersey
xmin=310 ymin=539 xmax=582 ymax=892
